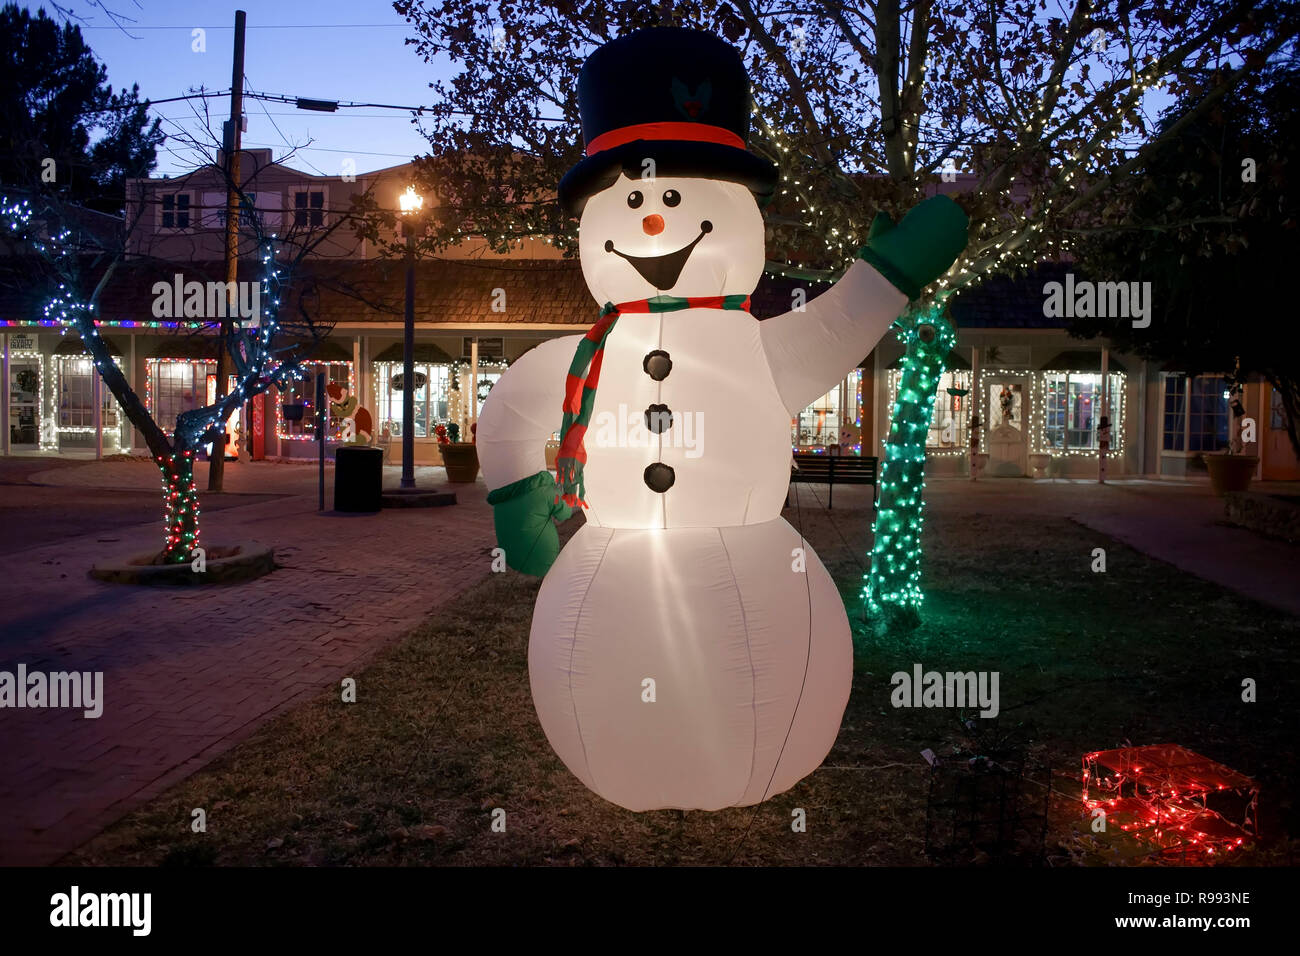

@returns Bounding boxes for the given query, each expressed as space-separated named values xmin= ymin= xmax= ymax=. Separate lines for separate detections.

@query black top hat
xmin=557 ymin=27 xmax=779 ymax=215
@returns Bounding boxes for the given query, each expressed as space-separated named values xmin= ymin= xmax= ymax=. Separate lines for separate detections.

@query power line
xmin=78 ymin=90 xmax=231 ymax=115
xmin=247 ymin=74 xmax=329 ymax=177
xmin=77 ymin=86 xmax=569 ymax=124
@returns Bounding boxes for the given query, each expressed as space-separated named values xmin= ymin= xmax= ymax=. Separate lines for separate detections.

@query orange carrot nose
xmin=642 ymin=214 xmax=665 ymax=235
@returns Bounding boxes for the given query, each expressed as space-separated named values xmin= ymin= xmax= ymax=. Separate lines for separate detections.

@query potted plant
xmin=436 ymin=422 xmax=480 ymax=482
xmin=1028 ymin=452 xmax=1053 ymax=478
xmin=281 ymin=401 xmax=306 ymax=422
xmin=1202 ymin=366 xmax=1258 ymax=496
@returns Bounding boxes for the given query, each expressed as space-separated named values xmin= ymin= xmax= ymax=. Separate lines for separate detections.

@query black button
xmin=643 ymin=350 xmax=672 ymax=381
xmin=643 ymin=462 xmax=675 ymax=493
xmin=644 ymin=404 xmax=673 ymax=433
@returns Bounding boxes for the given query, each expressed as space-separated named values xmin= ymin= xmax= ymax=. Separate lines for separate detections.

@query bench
xmin=788 ymin=451 xmax=879 ymax=509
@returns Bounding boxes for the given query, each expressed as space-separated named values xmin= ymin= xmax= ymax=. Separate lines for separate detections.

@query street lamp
xmin=399 ymin=186 xmax=423 ymax=490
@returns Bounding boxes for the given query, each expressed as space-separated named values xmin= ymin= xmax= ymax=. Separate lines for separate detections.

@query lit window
xmin=279 ymin=363 xmax=352 ymax=439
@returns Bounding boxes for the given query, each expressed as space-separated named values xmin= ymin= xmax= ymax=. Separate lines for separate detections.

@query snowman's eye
xmin=627 ymin=191 xmax=644 ymax=209
xmin=662 ymin=189 xmax=681 ymax=207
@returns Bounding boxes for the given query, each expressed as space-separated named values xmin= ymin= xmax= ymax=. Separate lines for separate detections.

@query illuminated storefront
xmin=52 ymin=335 xmax=127 ymax=453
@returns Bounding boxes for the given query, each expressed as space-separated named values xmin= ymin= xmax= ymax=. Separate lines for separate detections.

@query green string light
xmin=864 ymin=298 xmax=954 ymax=623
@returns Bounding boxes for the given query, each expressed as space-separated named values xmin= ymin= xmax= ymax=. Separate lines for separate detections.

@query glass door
xmin=985 ymin=377 xmax=1028 ymax=476
xmin=9 ymin=359 xmax=40 ymax=448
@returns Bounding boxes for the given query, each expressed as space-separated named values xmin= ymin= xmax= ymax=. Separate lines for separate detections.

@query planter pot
xmin=969 ymin=452 xmax=990 ymax=481
xmin=1202 ymin=453 xmax=1258 ymax=496
xmin=282 ymin=403 xmax=306 ymax=422
xmin=440 ymin=442 xmax=480 ymax=482
xmin=544 ymin=440 xmax=560 ymax=471
xmin=1028 ymin=452 xmax=1052 ymax=478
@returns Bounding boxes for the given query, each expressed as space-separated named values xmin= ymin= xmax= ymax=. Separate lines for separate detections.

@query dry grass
xmin=66 ymin=492 xmax=1300 ymax=866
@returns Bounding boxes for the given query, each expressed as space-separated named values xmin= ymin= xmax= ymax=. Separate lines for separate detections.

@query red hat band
xmin=585 ymin=121 xmax=746 ymax=157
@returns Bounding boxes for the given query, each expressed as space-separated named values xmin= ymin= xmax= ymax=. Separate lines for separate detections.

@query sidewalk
xmin=0 ymin=459 xmax=495 ymax=865
xmin=820 ymin=477 xmax=1300 ymax=617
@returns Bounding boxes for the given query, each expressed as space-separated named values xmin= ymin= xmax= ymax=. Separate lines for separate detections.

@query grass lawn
xmin=66 ymin=488 xmax=1300 ymax=866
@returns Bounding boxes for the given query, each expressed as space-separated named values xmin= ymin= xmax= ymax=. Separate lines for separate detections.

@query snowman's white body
xmin=478 ymin=175 xmax=905 ymax=811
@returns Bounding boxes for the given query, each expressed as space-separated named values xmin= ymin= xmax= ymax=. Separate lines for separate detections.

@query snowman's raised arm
xmin=759 ymin=260 xmax=906 ymax=415
xmin=477 ymin=334 xmax=583 ymax=490
xmin=760 ymin=195 xmax=970 ymax=414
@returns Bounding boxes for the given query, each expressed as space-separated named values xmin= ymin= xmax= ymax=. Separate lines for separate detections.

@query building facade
xmin=3 ymin=158 xmax=1297 ymax=481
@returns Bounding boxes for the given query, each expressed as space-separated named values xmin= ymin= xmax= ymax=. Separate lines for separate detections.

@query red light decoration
xmin=1081 ymin=745 xmax=1258 ymax=862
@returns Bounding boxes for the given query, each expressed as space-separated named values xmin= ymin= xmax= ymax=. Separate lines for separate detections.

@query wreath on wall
xmin=15 ymin=369 xmax=38 ymax=394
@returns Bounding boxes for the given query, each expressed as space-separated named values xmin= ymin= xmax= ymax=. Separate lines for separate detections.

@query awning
xmin=148 ymin=335 xmax=220 ymax=360
xmin=1040 ymin=350 xmax=1127 ymax=374
xmin=281 ymin=338 xmax=352 ymax=362
xmin=886 ymin=349 xmax=971 ymax=370
xmin=373 ymin=342 xmax=456 ymax=364
xmin=54 ymin=334 xmax=122 ymax=356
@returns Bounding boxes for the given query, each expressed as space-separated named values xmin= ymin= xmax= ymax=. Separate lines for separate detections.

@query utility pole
xmin=209 ymin=8 xmax=246 ymax=492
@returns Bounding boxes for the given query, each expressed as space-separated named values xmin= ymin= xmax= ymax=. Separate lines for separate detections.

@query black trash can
xmin=334 ymin=444 xmax=383 ymax=513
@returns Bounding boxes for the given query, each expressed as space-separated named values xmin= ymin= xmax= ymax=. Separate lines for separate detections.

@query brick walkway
xmin=0 ymin=460 xmax=494 ymax=864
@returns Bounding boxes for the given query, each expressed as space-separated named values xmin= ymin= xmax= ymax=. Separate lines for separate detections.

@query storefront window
xmin=278 ymin=363 xmax=352 ymax=439
xmin=375 ymin=362 xmax=449 ymax=438
xmin=1067 ymin=374 xmax=1101 ymax=448
xmin=1161 ymin=373 xmax=1228 ymax=453
xmin=57 ymin=357 xmax=118 ymax=430
xmin=928 ymin=370 xmax=971 ymax=449
xmin=149 ymin=360 xmax=215 ymax=434
xmin=1041 ymin=371 xmax=1124 ymax=452
xmin=796 ymin=384 xmax=841 ymax=448
xmin=1044 ymin=373 xmax=1067 ymax=449
xmin=1188 ymin=376 xmax=1229 ymax=452
xmin=1162 ymin=374 xmax=1185 ymax=451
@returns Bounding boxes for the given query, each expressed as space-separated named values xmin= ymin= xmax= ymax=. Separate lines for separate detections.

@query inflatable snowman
xmin=478 ymin=27 xmax=968 ymax=811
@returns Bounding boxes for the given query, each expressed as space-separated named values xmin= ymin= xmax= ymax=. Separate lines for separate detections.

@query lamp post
xmin=398 ymin=185 xmax=423 ymax=490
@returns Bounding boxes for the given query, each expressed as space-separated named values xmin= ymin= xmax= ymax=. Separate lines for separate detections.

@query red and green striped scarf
xmin=556 ymin=293 xmax=751 ymax=509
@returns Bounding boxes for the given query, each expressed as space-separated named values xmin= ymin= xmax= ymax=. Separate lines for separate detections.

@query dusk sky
xmin=32 ymin=0 xmax=1177 ymax=181
xmin=47 ymin=0 xmax=451 ymax=177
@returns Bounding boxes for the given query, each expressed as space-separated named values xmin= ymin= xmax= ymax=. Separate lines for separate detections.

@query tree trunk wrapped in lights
xmin=158 ymin=450 xmax=201 ymax=564
xmin=864 ymin=299 xmax=954 ymax=626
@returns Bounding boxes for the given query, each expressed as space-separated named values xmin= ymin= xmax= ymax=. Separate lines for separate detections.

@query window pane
xmin=924 ymin=370 xmax=970 ymax=450
xmin=1067 ymin=374 xmax=1101 ymax=449
xmin=795 ymin=379 xmax=842 ymax=447
xmin=1044 ymin=373 xmax=1067 ymax=450
xmin=1162 ymin=375 xmax=1186 ymax=451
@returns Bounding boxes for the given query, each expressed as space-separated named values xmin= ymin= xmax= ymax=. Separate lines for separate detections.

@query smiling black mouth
xmin=604 ymin=220 xmax=713 ymax=291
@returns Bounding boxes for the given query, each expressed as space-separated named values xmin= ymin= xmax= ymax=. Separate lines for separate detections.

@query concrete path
xmin=0 ymin=459 xmax=494 ymax=865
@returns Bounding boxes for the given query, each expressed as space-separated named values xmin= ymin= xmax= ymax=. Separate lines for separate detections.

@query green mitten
xmin=486 ymin=470 xmax=572 ymax=576
xmin=858 ymin=195 xmax=970 ymax=299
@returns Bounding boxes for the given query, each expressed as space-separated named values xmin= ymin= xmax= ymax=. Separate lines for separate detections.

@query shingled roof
xmin=3 ymin=253 xmax=1077 ymax=333
xmin=0 ymin=256 xmax=597 ymax=328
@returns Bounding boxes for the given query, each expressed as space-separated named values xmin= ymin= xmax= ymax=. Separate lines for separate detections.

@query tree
xmin=394 ymin=0 xmax=1296 ymax=624
xmin=0 ymin=2 xmax=164 ymax=212
xmin=1069 ymin=64 xmax=1300 ymax=458
xmin=0 ymin=127 xmax=383 ymax=564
